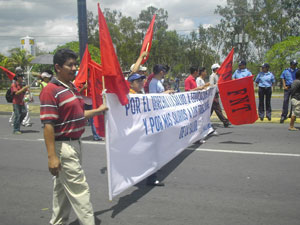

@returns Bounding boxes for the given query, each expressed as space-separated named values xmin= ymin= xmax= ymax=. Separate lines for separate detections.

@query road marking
xmin=1 ymin=137 xmax=299 ymax=157
xmin=188 ymin=147 xmax=300 ymax=157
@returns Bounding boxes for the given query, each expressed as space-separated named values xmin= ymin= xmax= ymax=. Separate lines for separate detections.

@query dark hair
xmin=190 ymin=66 xmax=198 ymax=74
xmin=199 ymin=67 xmax=206 ymax=74
xmin=53 ymin=49 xmax=78 ymax=72
xmin=296 ymin=70 xmax=300 ymax=79
xmin=153 ymin=64 xmax=167 ymax=74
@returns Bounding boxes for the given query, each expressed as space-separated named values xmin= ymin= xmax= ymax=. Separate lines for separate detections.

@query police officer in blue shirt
xmin=232 ymin=60 xmax=252 ymax=79
xmin=280 ymin=60 xmax=298 ymax=123
xmin=255 ymin=63 xmax=275 ymax=121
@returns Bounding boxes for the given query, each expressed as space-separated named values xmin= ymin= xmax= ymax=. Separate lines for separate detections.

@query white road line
xmin=188 ymin=148 xmax=300 ymax=157
xmin=1 ymin=137 xmax=299 ymax=157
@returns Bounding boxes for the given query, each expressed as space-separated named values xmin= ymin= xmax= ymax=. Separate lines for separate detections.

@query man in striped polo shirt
xmin=40 ymin=49 xmax=108 ymax=225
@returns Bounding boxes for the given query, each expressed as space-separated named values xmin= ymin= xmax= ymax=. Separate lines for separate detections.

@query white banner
xmin=105 ymin=87 xmax=216 ymax=200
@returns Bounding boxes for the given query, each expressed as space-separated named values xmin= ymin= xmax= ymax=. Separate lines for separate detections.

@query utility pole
xmin=77 ymin=0 xmax=88 ymax=62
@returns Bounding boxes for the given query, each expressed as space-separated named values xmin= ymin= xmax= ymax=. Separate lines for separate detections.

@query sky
xmin=0 ymin=0 xmax=227 ymax=56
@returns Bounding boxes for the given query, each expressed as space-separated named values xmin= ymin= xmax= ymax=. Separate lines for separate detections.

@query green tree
xmin=8 ymin=48 xmax=34 ymax=71
xmin=265 ymin=36 xmax=300 ymax=80
xmin=53 ymin=41 xmax=101 ymax=64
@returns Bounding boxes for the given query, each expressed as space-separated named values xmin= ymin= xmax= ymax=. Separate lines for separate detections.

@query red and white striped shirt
xmin=40 ymin=78 xmax=85 ymax=139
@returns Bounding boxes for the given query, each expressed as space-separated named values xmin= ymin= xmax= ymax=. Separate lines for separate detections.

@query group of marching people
xmin=127 ymin=55 xmax=300 ymax=132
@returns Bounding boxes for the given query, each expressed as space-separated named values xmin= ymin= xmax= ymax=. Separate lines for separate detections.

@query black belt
xmin=55 ymin=137 xmax=80 ymax=141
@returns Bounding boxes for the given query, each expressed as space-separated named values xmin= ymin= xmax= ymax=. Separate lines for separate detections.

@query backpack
xmin=5 ymin=88 xmax=13 ymax=103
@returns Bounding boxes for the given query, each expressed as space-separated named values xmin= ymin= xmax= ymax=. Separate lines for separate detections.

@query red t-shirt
xmin=40 ymin=78 xmax=85 ymax=139
xmin=11 ymin=81 xmax=25 ymax=105
xmin=184 ymin=75 xmax=197 ymax=91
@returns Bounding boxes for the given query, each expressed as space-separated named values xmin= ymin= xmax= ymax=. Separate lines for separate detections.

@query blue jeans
xmin=13 ymin=104 xmax=26 ymax=132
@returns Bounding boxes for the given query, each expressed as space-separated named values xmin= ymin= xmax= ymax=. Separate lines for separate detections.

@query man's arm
xmin=130 ymin=51 xmax=149 ymax=75
xmin=84 ymin=104 xmax=108 ymax=119
xmin=44 ymin=123 xmax=61 ymax=176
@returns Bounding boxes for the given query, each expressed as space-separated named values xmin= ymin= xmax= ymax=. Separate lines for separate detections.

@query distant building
xmin=20 ymin=36 xmax=36 ymax=56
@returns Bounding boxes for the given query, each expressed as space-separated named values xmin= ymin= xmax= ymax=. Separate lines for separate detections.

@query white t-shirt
xmin=196 ymin=77 xmax=205 ymax=87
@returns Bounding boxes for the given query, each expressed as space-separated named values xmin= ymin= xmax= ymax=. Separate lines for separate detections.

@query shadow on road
xmin=92 ymin=142 xmax=202 ymax=219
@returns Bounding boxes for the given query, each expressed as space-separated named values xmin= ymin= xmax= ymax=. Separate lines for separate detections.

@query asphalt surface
xmin=0 ymin=115 xmax=299 ymax=225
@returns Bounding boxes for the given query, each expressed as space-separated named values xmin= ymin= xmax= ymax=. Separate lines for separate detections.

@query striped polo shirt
xmin=40 ymin=78 xmax=85 ymax=139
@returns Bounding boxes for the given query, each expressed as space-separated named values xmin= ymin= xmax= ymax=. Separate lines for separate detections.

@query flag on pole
xmin=0 ymin=66 xmax=15 ymax=80
xmin=217 ymin=48 xmax=258 ymax=125
xmin=217 ymin=48 xmax=234 ymax=83
xmin=140 ymin=14 xmax=156 ymax=65
xmin=98 ymin=3 xmax=129 ymax=105
xmin=74 ymin=46 xmax=105 ymax=137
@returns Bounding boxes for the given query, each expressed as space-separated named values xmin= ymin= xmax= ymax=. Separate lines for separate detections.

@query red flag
xmin=0 ymin=66 xmax=15 ymax=80
xmin=140 ymin=14 xmax=156 ymax=65
xmin=217 ymin=48 xmax=234 ymax=83
xmin=89 ymin=62 xmax=105 ymax=137
xmin=74 ymin=44 xmax=91 ymax=94
xmin=98 ymin=3 xmax=129 ymax=105
xmin=218 ymin=76 xmax=258 ymax=125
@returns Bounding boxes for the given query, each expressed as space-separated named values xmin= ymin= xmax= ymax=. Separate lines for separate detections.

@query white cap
xmin=211 ymin=63 xmax=220 ymax=70
xmin=130 ymin=63 xmax=147 ymax=72
xmin=15 ymin=66 xmax=23 ymax=73
xmin=41 ymin=72 xmax=52 ymax=78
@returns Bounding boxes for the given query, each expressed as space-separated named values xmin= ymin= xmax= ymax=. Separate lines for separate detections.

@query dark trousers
xmin=258 ymin=87 xmax=272 ymax=119
xmin=210 ymin=94 xmax=229 ymax=125
xmin=281 ymin=88 xmax=292 ymax=119
xmin=13 ymin=104 xmax=26 ymax=132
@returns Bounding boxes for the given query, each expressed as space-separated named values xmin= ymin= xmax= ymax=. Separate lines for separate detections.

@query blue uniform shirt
xmin=280 ymin=68 xmax=298 ymax=86
xmin=232 ymin=68 xmax=252 ymax=79
xmin=255 ymin=72 xmax=275 ymax=87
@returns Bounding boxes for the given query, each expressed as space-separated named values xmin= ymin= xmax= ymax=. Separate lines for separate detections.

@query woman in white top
xmin=196 ymin=67 xmax=210 ymax=88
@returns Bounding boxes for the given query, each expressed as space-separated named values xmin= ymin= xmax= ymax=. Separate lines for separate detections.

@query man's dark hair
xmin=53 ymin=49 xmax=78 ymax=72
xmin=153 ymin=64 xmax=167 ymax=74
xmin=296 ymin=70 xmax=300 ymax=79
xmin=190 ymin=66 xmax=198 ymax=74
xmin=199 ymin=67 xmax=206 ymax=74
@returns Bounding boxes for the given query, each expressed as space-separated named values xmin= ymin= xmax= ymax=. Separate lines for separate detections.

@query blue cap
xmin=128 ymin=73 xmax=146 ymax=82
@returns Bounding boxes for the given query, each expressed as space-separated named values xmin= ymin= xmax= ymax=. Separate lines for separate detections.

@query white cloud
xmin=0 ymin=0 xmax=227 ymax=55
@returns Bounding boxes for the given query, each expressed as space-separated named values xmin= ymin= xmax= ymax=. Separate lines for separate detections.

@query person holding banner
xmin=147 ymin=64 xmax=174 ymax=186
xmin=128 ymin=73 xmax=146 ymax=94
xmin=185 ymin=66 xmax=210 ymax=91
xmin=289 ymin=70 xmax=300 ymax=131
xmin=232 ymin=60 xmax=252 ymax=80
xmin=196 ymin=67 xmax=210 ymax=88
xmin=40 ymin=49 xmax=108 ymax=225
xmin=209 ymin=64 xmax=230 ymax=127
xmin=280 ymin=60 xmax=298 ymax=123
xmin=255 ymin=63 xmax=275 ymax=121
xmin=149 ymin=64 xmax=174 ymax=94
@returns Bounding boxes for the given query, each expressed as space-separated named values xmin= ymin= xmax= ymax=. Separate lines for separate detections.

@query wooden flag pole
xmin=102 ymin=75 xmax=106 ymax=105
xmin=144 ymin=42 xmax=150 ymax=60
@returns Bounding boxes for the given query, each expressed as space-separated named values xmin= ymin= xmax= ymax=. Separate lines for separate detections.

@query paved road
xmin=0 ymin=115 xmax=299 ymax=225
